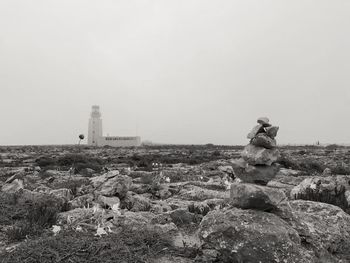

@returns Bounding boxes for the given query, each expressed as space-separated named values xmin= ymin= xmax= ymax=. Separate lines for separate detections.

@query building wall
xmin=98 ymin=136 xmax=141 ymax=147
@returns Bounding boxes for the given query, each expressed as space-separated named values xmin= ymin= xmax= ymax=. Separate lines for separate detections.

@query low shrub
xmin=2 ymin=193 xmax=62 ymax=242
xmin=26 ymin=199 xmax=59 ymax=228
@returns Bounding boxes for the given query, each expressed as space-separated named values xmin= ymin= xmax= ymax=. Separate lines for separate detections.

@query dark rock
xmin=122 ymin=192 xmax=151 ymax=212
xmin=232 ymin=158 xmax=279 ymax=185
xmin=168 ymin=209 xmax=202 ymax=226
xmin=266 ymin=126 xmax=279 ymax=139
xmin=230 ymin=183 xmax=286 ymax=211
xmin=251 ymin=133 xmax=277 ymax=149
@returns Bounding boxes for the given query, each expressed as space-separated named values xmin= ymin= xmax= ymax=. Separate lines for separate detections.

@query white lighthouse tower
xmin=88 ymin=105 xmax=103 ymax=146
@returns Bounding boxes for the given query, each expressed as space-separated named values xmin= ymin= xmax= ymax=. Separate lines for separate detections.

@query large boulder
xmin=95 ymin=174 xmax=132 ymax=198
xmin=231 ymin=159 xmax=279 ymax=185
xmin=285 ymin=200 xmax=350 ymax=262
xmin=230 ymin=183 xmax=287 ymax=211
xmin=199 ymin=207 xmax=314 ymax=263
xmin=241 ymin=144 xmax=280 ymax=166
xmin=290 ymin=176 xmax=350 ymax=212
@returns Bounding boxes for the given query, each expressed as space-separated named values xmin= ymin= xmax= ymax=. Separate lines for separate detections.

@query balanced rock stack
xmin=231 ymin=117 xmax=280 ymax=185
xmin=229 ymin=118 xmax=286 ymax=212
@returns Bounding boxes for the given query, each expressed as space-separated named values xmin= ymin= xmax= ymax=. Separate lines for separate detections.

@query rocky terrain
xmin=1 ymin=135 xmax=350 ymax=262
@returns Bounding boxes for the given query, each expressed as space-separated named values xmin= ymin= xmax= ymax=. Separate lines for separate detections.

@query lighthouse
xmin=88 ymin=105 xmax=103 ymax=146
xmin=87 ymin=105 xmax=141 ymax=147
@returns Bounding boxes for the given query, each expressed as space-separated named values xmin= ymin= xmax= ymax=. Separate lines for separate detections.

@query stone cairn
xmin=232 ymin=117 xmax=280 ymax=185
xmin=229 ymin=117 xmax=285 ymax=212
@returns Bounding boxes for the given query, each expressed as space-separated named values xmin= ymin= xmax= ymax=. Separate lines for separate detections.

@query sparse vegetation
xmin=1 ymin=227 xmax=174 ymax=263
xmin=1 ymin=193 xmax=65 ymax=242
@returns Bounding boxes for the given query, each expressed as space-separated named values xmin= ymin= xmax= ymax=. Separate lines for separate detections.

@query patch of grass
xmin=0 ymin=192 xmax=26 ymax=225
xmin=1 ymin=226 xmax=174 ymax=263
xmin=26 ymin=199 xmax=59 ymax=228
xmin=1 ymin=193 xmax=64 ymax=242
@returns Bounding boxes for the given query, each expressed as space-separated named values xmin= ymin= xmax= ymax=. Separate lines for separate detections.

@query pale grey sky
xmin=0 ymin=0 xmax=349 ymax=145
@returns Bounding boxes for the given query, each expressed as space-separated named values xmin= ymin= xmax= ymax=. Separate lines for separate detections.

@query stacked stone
xmin=232 ymin=117 xmax=280 ymax=185
xmin=229 ymin=117 xmax=285 ymax=212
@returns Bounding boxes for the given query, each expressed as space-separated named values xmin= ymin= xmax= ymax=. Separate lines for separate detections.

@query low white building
xmin=87 ymin=105 xmax=141 ymax=147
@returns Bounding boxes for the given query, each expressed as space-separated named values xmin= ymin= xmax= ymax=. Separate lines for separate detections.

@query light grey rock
xmin=97 ymin=195 xmax=120 ymax=209
xmin=5 ymin=171 xmax=25 ymax=184
xmin=286 ymin=200 xmax=350 ymax=262
xmin=247 ymin=124 xmax=265 ymax=139
xmin=199 ymin=208 xmax=314 ymax=263
xmin=95 ymin=174 xmax=132 ymax=198
xmin=90 ymin=170 xmax=120 ymax=188
xmin=241 ymin=144 xmax=280 ymax=166
xmin=290 ymin=176 xmax=350 ymax=212
xmin=257 ymin=117 xmax=272 ymax=127
xmin=1 ymin=179 xmax=24 ymax=193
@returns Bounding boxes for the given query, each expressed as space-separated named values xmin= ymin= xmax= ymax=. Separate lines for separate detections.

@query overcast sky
xmin=0 ymin=0 xmax=349 ymax=146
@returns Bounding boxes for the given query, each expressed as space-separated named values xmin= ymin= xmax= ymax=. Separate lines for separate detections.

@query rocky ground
xmin=0 ymin=144 xmax=350 ymax=262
